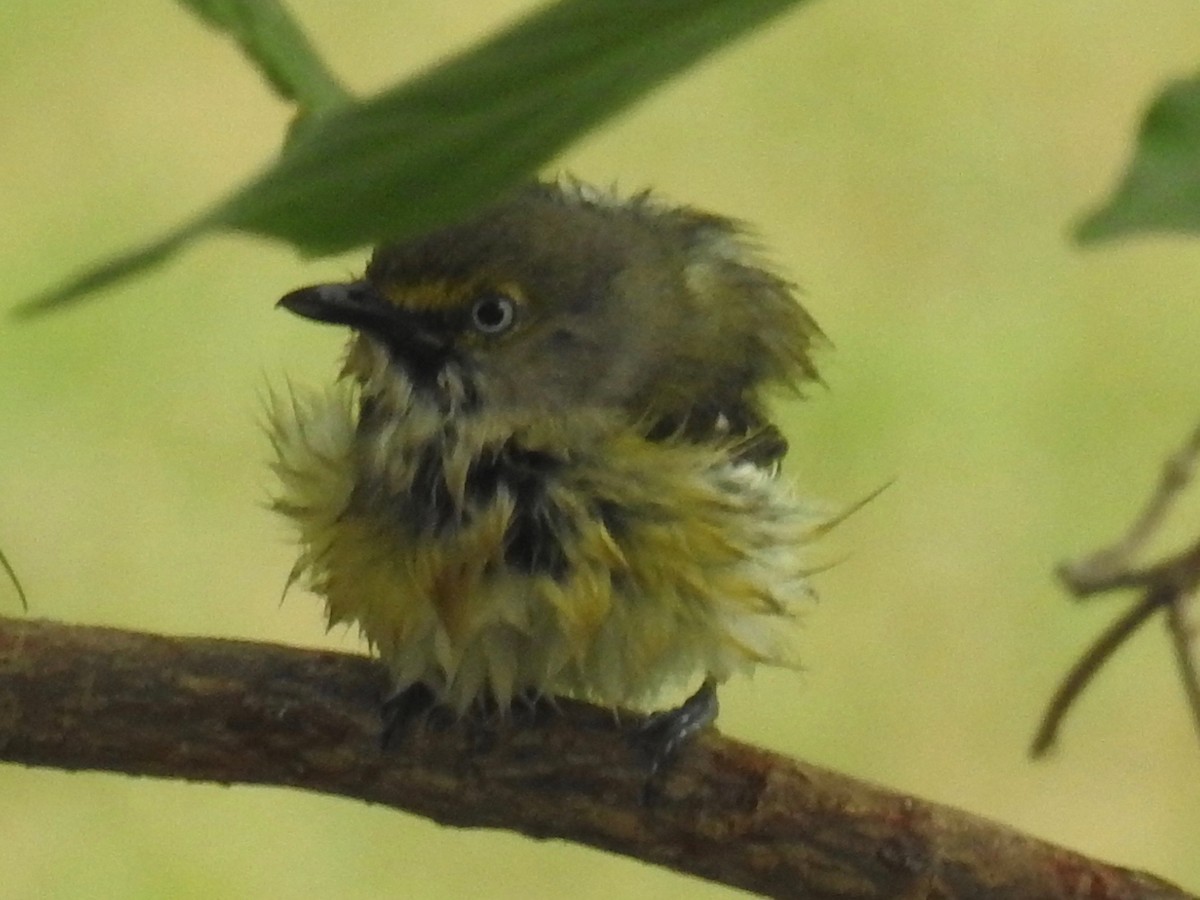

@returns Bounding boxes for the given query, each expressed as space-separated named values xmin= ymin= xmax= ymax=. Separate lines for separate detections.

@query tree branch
xmin=0 ymin=616 xmax=1191 ymax=899
xmin=1037 ymin=421 xmax=1200 ymax=755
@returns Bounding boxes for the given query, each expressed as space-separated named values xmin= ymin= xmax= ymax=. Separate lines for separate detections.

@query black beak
xmin=277 ymin=281 xmax=397 ymax=333
xmin=277 ymin=281 xmax=448 ymax=362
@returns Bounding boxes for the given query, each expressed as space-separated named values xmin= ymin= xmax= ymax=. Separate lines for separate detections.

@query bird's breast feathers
xmin=269 ymin=380 xmax=820 ymax=711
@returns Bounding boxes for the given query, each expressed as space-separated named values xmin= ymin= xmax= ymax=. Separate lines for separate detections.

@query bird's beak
xmin=277 ymin=281 xmax=447 ymax=361
xmin=277 ymin=281 xmax=397 ymax=333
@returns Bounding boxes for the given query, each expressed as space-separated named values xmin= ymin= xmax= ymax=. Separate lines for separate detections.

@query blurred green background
xmin=3 ymin=1 xmax=1200 ymax=896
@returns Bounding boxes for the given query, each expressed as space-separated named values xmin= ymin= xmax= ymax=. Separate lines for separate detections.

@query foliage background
xmin=2 ymin=0 xmax=1200 ymax=896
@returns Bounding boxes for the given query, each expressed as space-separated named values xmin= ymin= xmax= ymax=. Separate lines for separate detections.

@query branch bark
xmin=0 ymin=616 xmax=1191 ymax=900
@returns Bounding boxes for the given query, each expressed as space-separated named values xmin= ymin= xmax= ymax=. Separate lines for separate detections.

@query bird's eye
xmin=469 ymin=293 xmax=516 ymax=335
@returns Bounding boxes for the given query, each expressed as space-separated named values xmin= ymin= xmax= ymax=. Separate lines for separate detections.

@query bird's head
xmin=278 ymin=180 xmax=823 ymax=431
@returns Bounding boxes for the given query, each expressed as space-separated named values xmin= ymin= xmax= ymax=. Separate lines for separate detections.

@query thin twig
xmin=1166 ymin=591 xmax=1200 ymax=746
xmin=0 ymin=545 xmax=26 ymax=611
xmin=1031 ymin=588 xmax=1165 ymax=757
xmin=1037 ymin=420 xmax=1200 ymax=757
xmin=1059 ymin=421 xmax=1200 ymax=597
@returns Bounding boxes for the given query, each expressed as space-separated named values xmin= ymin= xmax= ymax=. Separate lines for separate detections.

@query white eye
xmin=470 ymin=294 xmax=516 ymax=334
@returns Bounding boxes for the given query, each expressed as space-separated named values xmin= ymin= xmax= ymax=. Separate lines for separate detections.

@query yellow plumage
xmin=270 ymin=179 xmax=826 ymax=719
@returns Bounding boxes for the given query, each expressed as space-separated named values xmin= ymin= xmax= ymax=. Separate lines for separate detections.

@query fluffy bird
xmin=269 ymin=180 xmax=825 ymax=752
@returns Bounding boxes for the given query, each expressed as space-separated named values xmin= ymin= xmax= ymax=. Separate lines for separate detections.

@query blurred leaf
xmin=15 ymin=225 xmax=205 ymax=319
xmin=1077 ymin=73 xmax=1200 ymax=243
xmin=18 ymin=0 xmax=808 ymax=315
xmin=216 ymin=0 xmax=807 ymax=250
xmin=176 ymin=0 xmax=350 ymax=114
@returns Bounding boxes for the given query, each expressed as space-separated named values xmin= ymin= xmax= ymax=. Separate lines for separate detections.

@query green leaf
xmin=1077 ymin=73 xmax=1200 ymax=243
xmin=14 ymin=225 xmax=206 ymax=318
xmin=217 ymin=0 xmax=807 ymax=251
xmin=18 ymin=0 xmax=809 ymax=316
xmin=175 ymin=0 xmax=350 ymax=115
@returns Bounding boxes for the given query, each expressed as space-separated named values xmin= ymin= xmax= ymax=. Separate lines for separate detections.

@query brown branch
xmin=0 ymin=616 xmax=1192 ymax=900
xmin=1036 ymin=421 xmax=1200 ymax=756
xmin=1167 ymin=593 xmax=1200 ymax=745
xmin=1030 ymin=588 xmax=1165 ymax=757
xmin=1057 ymin=420 xmax=1200 ymax=596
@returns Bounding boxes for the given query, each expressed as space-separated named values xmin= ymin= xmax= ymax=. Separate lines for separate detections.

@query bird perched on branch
xmin=269 ymin=179 xmax=826 ymax=760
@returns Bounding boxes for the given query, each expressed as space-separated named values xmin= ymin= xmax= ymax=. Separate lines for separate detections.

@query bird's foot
xmin=635 ymin=679 xmax=719 ymax=797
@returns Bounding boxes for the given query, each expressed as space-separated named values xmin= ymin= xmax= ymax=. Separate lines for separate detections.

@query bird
xmin=268 ymin=178 xmax=826 ymax=761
